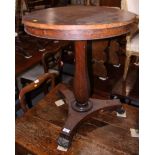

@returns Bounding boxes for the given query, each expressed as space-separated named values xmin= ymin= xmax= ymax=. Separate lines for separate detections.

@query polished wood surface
xmin=74 ymin=41 xmax=90 ymax=104
xmin=22 ymin=6 xmax=136 ymax=148
xmin=23 ymin=6 xmax=136 ymax=40
xmin=16 ymin=83 xmax=138 ymax=155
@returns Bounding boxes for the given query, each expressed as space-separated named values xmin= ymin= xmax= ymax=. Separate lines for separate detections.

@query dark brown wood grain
xmin=22 ymin=6 xmax=136 ymax=105
xmin=16 ymin=84 xmax=139 ymax=155
xmin=23 ymin=6 xmax=136 ymax=40
xmin=74 ymin=41 xmax=90 ymax=104
xmin=25 ymin=24 xmax=133 ymax=40
xmin=21 ymin=6 xmax=137 ymax=150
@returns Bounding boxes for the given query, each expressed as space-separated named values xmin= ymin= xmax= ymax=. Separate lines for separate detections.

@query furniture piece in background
xmin=19 ymin=73 xmax=56 ymax=113
xmin=70 ymin=0 xmax=125 ymax=78
xmin=92 ymin=40 xmax=109 ymax=79
xmin=123 ymin=33 xmax=139 ymax=80
xmin=23 ymin=0 xmax=53 ymax=12
xmin=121 ymin=0 xmax=139 ymax=80
xmin=88 ymin=0 xmax=100 ymax=6
xmin=19 ymin=41 xmax=70 ymax=86
xmin=15 ymin=0 xmax=56 ymax=58
xmin=42 ymin=47 xmax=64 ymax=82
xmin=20 ymin=45 xmax=61 ymax=86
xmin=23 ymin=0 xmax=54 ymax=52
xmin=15 ymin=78 xmax=21 ymax=117
xmin=24 ymin=0 xmax=70 ymax=9
xmin=71 ymin=0 xmax=122 ymax=7
xmin=86 ymin=0 xmax=123 ymax=78
xmin=110 ymin=0 xmax=139 ymax=107
xmin=22 ymin=6 xmax=136 ymax=148
xmin=15 ymin=40 xmax=71 ymax=76
xmin=17 ymin=0 xmax=63 ymax=113
xmin=16 ymin=49 xmax=44 ymax=111
xmin=19 ymin=44 xmax=64 ymax=108
xmin=108 ymin=37 xmax=122 ymax=67
xmin=100 ymin=0 xmax=127 ymax=68
xmin=15 ymin=0 xmax=33 ymax=59
xmin=59 ymin=0 xmax=70 ymax=5
xmin=15 ymin=38 xmax=70 ymax=115
xmin=71 ymin=0 xmax=100 ymax=5
xmin=100 ymin=0 xmax=121 ymax=7
xmin=71 ymin=0 xmax=85 ymax=5
xmin=16 ymin=43 xmax=46 ymax=76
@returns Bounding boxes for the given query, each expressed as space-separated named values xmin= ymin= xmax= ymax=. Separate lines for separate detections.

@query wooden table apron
xmin=22 ymin=6 xmax=136 ymax=148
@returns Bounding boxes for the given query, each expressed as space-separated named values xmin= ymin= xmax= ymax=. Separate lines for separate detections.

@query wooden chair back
xmin=42 ymin=47 xmax=62 ymax=73
xmin=19 ymin=73 xmax=56 ymax=113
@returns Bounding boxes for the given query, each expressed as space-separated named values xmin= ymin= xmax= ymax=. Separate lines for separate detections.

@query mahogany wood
xmin=23 ymin=6 xmax=136 ymax=40
xmin=58 ymin=84 xmax=121 ymax=147
xmin=22 ymin=6 xmax=136 ymax=148
xmin=74 ymin=41 xmax=90 ymax=104
xmin=16 ymin=84 xmax=139 ymax=155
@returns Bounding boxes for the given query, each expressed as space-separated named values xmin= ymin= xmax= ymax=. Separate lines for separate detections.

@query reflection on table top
xmin=23 ymin=6 xmax=136 ymax=40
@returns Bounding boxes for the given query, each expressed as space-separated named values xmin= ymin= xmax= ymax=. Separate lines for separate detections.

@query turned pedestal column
xmin=73 ymin=41 xmax=93 ymax=112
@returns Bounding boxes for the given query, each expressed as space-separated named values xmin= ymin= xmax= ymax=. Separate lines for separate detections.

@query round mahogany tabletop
xmin=23 ymin=6 xmax=136 ymax=40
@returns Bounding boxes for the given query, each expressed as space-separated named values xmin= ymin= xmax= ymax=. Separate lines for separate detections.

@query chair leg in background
xmin=123 ymin=55 xmax=131 ymax=80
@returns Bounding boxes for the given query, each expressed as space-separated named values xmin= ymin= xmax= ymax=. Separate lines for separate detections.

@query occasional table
xmin=23 ymin=6 xmax=136 ymax=148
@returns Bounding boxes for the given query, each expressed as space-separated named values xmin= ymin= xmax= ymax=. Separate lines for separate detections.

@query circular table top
xmin=23 ymin=6 xmax=136 ymax=40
